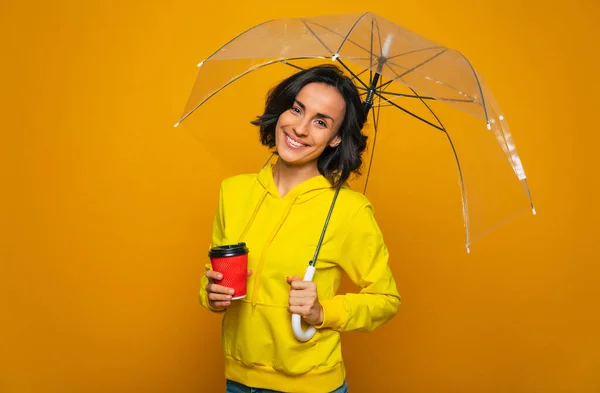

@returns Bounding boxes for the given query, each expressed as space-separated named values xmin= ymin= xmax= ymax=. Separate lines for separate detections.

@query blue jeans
xmin=226 ymin=380 xmax=348 ymax=393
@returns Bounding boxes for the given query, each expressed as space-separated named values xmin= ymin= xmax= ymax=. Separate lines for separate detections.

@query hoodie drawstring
xmin=249 ymin=192 xmax=300 ymax=307
xmin=238 ymin=189 xmax=268 ymax=244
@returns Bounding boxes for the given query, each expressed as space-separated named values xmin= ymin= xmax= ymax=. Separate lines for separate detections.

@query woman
xmin=199 ymin=64 xmax=401 ymax=393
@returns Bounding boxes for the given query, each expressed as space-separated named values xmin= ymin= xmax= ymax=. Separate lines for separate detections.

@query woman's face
xmin=275 ymin=82 xmax=345 ymax=169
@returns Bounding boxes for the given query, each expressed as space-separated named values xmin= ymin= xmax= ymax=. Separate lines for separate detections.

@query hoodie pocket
xmin=222 ymin=301 xmax=322 ymax=374
xmin=273 ymin=332 xmax=320 ymax=374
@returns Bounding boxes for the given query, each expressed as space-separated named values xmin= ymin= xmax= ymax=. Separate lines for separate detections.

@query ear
xmin=329 ymin=135 xmax=341 ymax=148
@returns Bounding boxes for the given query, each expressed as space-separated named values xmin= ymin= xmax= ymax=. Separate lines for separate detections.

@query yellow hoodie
xmin=199 ymin=164 xmax=400 ymax=393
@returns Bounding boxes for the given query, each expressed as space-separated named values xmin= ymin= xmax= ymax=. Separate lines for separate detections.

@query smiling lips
xmin=284 ymin=133 xmax=309 ymax=149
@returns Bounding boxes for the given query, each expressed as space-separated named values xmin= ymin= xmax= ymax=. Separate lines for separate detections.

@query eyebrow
xmin=295 ymin=100 xmax=334 ymax=123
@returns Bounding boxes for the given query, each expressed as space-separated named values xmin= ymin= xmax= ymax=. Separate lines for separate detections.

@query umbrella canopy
xmin=176 ymin=11 xmax=535 ymax=252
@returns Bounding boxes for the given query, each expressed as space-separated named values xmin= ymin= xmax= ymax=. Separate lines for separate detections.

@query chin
xmin=277 ymin=152 xmax=306 ymax=166
xmin=276 ymin=149 xmax=313 ymax=167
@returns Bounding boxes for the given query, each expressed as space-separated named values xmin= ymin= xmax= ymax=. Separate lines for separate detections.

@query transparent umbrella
xmin=176 ymin=11 xmax=536 ymax=340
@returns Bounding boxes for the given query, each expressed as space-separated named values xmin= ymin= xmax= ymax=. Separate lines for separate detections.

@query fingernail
xmin=226 ymin=295 xmax=232 ymax=300
xmin=229 ymin=289 xmax=234 ymax=295
xmin=224 ymin=301 xmax=230 ymax=305
xmin=217 ymin=274 xmax=223 ymax=279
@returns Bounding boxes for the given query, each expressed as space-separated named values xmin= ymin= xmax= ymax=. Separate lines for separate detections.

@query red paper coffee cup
xmin=209 ymin=243 xmax=249 ymax=300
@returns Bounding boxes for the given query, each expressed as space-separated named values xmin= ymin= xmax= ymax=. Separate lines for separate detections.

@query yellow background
xmin=1 ymin=0 xmax=599 ymax=392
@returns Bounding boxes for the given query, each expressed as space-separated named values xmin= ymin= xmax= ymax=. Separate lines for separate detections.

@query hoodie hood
xmin=237 ymin=163 xmax=336 ymax=250
xmin=257 ymin=163 xmax=340 ymax=203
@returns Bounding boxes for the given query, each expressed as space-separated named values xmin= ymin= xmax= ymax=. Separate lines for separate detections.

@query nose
xmin=293 ymin=119 xmax=310 ymax=137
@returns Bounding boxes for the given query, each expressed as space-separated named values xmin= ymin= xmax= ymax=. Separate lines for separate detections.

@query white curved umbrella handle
xmin=292 ymin=265 xmax=317 ymax=341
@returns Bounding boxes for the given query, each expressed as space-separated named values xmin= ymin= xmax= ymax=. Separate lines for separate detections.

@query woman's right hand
xmin=205 ymin=269 xmax=252 ymax=309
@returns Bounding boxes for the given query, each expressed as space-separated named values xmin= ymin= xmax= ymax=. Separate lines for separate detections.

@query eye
xmin=315 ymin=119 xmax=328 ymax=128
xmin=290 ymin=106 xmax=301 ymax=114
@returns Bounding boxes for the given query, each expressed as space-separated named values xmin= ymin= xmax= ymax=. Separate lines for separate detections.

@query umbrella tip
xmin=197 ymin=61 xmax=204 ymax=67
xmin=466 ymin=246 xmax=471 ymax=254
xmin=331 ymin=53 xmax=339 ymax=61
xmin=486 ymin=122 xmax=492 ymax=130
xmin=174 ymin=122 xmax=180 ymax=128
xmin=532 ymin=207 xmax=537 ymax=215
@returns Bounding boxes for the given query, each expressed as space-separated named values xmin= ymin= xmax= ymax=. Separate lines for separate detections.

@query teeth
xmin=286 ymin=134 xmax=305 ymax=147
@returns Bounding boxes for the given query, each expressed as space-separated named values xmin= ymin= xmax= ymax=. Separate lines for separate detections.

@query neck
xmin=272 ymin=159 xmax=320 ymax=198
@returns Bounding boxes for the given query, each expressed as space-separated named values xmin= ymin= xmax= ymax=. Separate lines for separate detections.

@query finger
xmin=247 ymin=269 xmax=253 ymax=277
xmin=208 ymin=292 xmax=233 ymax=302
xmin=211 ymin=300 xmax=231 ymax=308
xmin=289 ymin=297 xmax=313 ymax=307
xmin=289 ymin=289 xmax=316 ymax=298
xmin=206 ymin=270 xmax=223 ymax=281
xmin=286 ymin=276 xmax=302 ymax=284
xmin=206 ymin=283 xmax=235 ymax=295
xmin=288 ymin=306 xmax=310 ymax=317
xmin=290 ymin=280 xmax=316 ymax=290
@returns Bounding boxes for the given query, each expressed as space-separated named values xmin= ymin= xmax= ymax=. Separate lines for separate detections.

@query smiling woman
xmin=198 ymin=64 xmax=401 ymax=393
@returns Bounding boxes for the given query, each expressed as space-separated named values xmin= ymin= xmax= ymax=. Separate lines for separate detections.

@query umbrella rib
xmin=356 ymin=86 xmax=437 ymax=100
xmin=385 ymin=46 xmax=448 ymax=62
xmin=342 ymin=66 xmax=371 ymax=86
xmin=373 ymin=91 xmax=444 ymax=131
xmin=383 ymin=59 xmax=478 ymax=103
xmin=381 ymin=53 xmax=444 ymax=83
xmin=301 ymin=19 xmax=335 ymax=54
xmin=334 ymin=12 xmax=372 ymax=55
xmin=454 ymin=50 xmax=489 ymax=123
xmin=305 ymin=20 xmax=375 ymax=58
xmin=380 ymin=62 xmax=479 ymax=106
xmin=379 ymin=63 xmax=446 ymax=129
xmin=280 ymin=60 xmax=307 ymax=71
xmin=403 ymin=82 xmax=472 ymax=250
xmin=336 ymin=59 xmax=370 ymax=90
xmin=376 ymin=89 xmax=475 ymax=104
xmin=444 ymin=129 xmax=471 ymax=250
xmin=407 ymin=83 xmax=446 ymax=132
xmin=353 ymin=68 xmax=371 ymax=80
xmin=391 ymin=48 xmax=449 ymax=80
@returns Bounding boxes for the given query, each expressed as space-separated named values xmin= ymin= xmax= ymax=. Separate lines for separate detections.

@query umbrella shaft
xmin=363 ymin=72 xmax=381 ymax=115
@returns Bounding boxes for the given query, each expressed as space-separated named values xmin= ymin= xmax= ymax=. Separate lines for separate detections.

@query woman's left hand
xmin=287 ymin=276 xmax=324 ymax=325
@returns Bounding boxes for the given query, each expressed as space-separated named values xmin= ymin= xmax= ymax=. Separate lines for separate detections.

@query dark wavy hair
xmin=250 ymin=64 xmax=368 ymax=187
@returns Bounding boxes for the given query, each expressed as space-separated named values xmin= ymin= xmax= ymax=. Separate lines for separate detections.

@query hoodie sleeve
xmin=315 ymin=203 xmax=400 ymax=332
xmin=198 ymin=183 xmax=226 ymax=313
